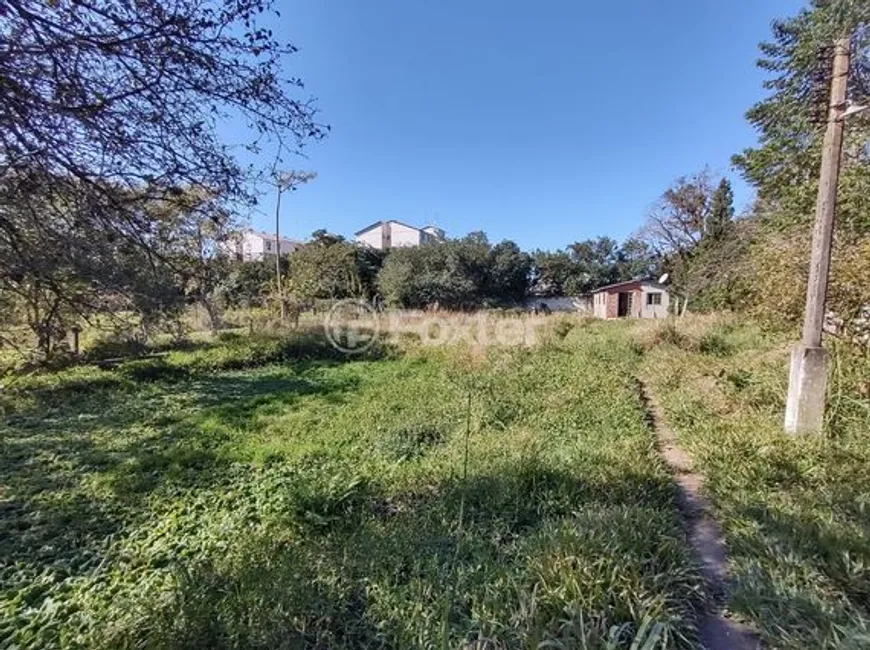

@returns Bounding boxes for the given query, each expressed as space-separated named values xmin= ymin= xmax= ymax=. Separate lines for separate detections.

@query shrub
xmin=378 ymin=424 xmax=445 ymax=461
xmin=118 ymin=358 xmax=189 ymax=383
xmin=552 ymin=317 xmax=575 ymax=340
xmin=699 ymin=331 xmax=734 ymax=357
xmin=83 ymin=337 xmax=149 ymax=361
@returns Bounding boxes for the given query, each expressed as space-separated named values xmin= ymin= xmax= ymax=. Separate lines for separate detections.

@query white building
xmin=222 ymin=230 xmax=304 ymax=261
xmin=355 ymin=220 xmax=445 ymax=250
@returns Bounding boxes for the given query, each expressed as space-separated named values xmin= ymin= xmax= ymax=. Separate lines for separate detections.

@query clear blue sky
xmin=241 ymin=0 xmax=806 ymax=250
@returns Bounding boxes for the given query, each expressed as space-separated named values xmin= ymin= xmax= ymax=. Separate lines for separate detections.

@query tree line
xmin=1 ymin=0 xmax=868 ymax=364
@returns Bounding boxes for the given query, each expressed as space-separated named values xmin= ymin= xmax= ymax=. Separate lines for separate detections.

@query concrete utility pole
xmin=785 ymin=37 xmax=851 ymax=434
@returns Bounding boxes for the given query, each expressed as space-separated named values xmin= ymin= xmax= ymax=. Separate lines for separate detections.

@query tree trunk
xmin=202 ymin=297 xmax=222 ymax=331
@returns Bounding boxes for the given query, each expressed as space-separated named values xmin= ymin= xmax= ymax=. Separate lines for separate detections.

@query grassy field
xmin=1 ymin=321 xmax=706 ymax=649
xmin=640 ymin=317 xmax=870 ymax=649
xmin=6 ymin=314 xmax=869 ymax=649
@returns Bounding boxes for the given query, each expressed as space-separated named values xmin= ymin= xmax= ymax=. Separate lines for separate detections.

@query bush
xmin=552 ymin=317 xmax=575 ymax=340
xmin=118 ymin=358 xmax=189 ymax=383
xmin=83 ymin=337 xmax=148 ymax=362
xmin=378 ymin=424 xmax=445 ymax=461
xmin=699 ymin=331 xmax=734 ymax=357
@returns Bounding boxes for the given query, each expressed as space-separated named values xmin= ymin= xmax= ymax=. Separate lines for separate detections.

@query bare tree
xmin=639 ymin=170 xmax=717 ymax=314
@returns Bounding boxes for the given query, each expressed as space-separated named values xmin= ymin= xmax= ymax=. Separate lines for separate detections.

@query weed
xmin=643 ymin=314 xmax=870 ymax=649
xmin=379 ymin=424 xmax=446 ymax=461
xmin=1 ymin=323 xmax=705 ymax=649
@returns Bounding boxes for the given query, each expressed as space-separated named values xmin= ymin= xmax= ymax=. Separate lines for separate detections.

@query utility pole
xmin=785 ymin=37 xmax=851 ymax=434
xmin=274 ymin=183 xmax=286 ymax=323
xmin=272 ymin=170 xmax=316 ymax=325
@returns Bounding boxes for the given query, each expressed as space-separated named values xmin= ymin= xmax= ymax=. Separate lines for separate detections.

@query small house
xmin=591 ymin=280 xmax=669 ymax=319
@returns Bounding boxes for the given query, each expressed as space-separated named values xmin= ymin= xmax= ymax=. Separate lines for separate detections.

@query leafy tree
xmin=729 ymin=1 xmax=870 ymax=331
xmin=220 ymin=259 xmax=279 ymax=309
xmin=378 ymin=234 xmax=529 ymax=309
xmin=530 ymin=251 xmax=582 ymax=296
xmin=0 ymin=0 xmax=325 ymax=357
xmin=616 ymin=238 xmax=661 ymax=282
xmin=707 ymin=178 xmax=735 ymax=240
xmin=638 ymin=170 xmax=720 ymax=313
xmin=568 ymin=237 xmax=621 ymax=290
xmin=289 ymin=241 xmax=366 ymax=300
xmin=0 ymin=178 xmax=188 ymax=360
xmin=310 ymin=229 xmax=347 ymax=248
xmin=487 ymin=241 xmax=533 ymax=304
xmin=732 ymin=0 xmax=870 ymax=223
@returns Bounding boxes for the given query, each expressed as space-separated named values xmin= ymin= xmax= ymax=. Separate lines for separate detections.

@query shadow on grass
xmin=0 ymin=362 xmax=364 ymax=583
xmin=88 ymin=467 xmax=703 ymax=650
xmin=729 ymin=500 xmax=870 ymax=639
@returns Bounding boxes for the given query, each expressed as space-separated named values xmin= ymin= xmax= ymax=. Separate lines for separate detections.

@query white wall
xmin=593 ymin=292 xmax=608 ymax=319
xmin=639 ymin=285 xmax=669 ymax=319
xmin=390 ymin=222 xmax=422 ymax=248
xmin=223 ymin=231 xmax=301 ymax=261
xmin=356 ymin=227 xmax=384 ymax=249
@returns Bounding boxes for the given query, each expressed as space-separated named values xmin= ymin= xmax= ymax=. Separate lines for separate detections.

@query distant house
xmin=355 ymin=220 xmax=445 ymax=250
xmin=222 ymin=230 xmax=304 ymax=261
xmin=591 ymin=280 xmax=669 ymax=319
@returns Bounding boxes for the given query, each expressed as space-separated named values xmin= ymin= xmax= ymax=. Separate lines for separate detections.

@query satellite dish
xmin=658 ymin=273 xmax=669 ymax=284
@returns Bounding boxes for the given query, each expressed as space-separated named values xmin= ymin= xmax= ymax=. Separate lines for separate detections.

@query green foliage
xmin=698 ymin=330 xmax=734 ymax=357
xmin=732 ymin=0 xmax=870 ymax=220
xmin=118 ymin=357 xmax=189 ymax=383
xmin=552 ymin=316 xmax=576 ymax=340
xmin=1 ymin=324 xmax=706 ymax=649
xmin=378 ymin=424 xmax=446 ymax=461
xmin=219 ymin=259 xmax=281 ymax=309
xmin=707 ymin=178 xmax=735 ymax=240
xmin=378 ymin=234 xmax=531 ymax=309
xmin=643 ymin=316 xmax=870 ymax=649
xmin=289 ymin=239 xmax=380 ymax=300
xmin=531 ymin=237 xmax=660 ymax=297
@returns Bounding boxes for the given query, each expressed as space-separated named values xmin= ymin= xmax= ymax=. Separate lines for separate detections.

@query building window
xmin=646 ymin=292 xmax=662 ymax=306
xmin=265 ymin=240 xmax=272 ymax=251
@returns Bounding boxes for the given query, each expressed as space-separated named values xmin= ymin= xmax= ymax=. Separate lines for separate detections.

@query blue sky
xmin=240 ymin=0 xmax=806 ymax=250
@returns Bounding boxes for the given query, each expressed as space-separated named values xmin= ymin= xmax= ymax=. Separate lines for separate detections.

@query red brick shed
xmin=591 ymin=280 xmax=670 ymax=319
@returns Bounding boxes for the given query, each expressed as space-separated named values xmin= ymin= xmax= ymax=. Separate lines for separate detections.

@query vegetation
xmin=1 ymin=323 xmax=712 ymax=649
xmin=378 ymin=233 xmax=532 ymax=309
xmin=664 ymin=0 xmax=870 ymax=334
xmin=640 ymin=315 xmax=870 ymax=649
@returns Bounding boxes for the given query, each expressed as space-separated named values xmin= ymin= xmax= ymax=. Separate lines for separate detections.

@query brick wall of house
xmin=606 ymin=292 xmax=618 ymax=318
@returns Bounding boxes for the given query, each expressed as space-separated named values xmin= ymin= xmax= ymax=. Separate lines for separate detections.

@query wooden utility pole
xmin=785 ymin=37 xmax=851 ymax=434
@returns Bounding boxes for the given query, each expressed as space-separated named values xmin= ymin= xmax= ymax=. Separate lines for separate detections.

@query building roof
xmin=592 ymin=279 xmax=668 ymax=293
xmin=354 ymin=219 xmax=422 ymax=237
xmin=246 ymin=230 xmax=304 ymax=245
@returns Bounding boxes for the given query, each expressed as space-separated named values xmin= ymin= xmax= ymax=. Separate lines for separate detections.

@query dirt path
xmin=637 ymin=379 xmax=760 ymax=650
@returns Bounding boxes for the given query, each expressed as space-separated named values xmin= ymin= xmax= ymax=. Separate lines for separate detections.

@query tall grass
xmin=640 ymin=315 xmax=870 ymax=649
xmin=1 ymin=321 xmax=706 ymax=649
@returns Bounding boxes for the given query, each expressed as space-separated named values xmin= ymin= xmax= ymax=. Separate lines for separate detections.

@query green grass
xmin=1 ymin=323 xmax=706 ymax=649
xmin=641 ymin=316 xmax=870 ymax=649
